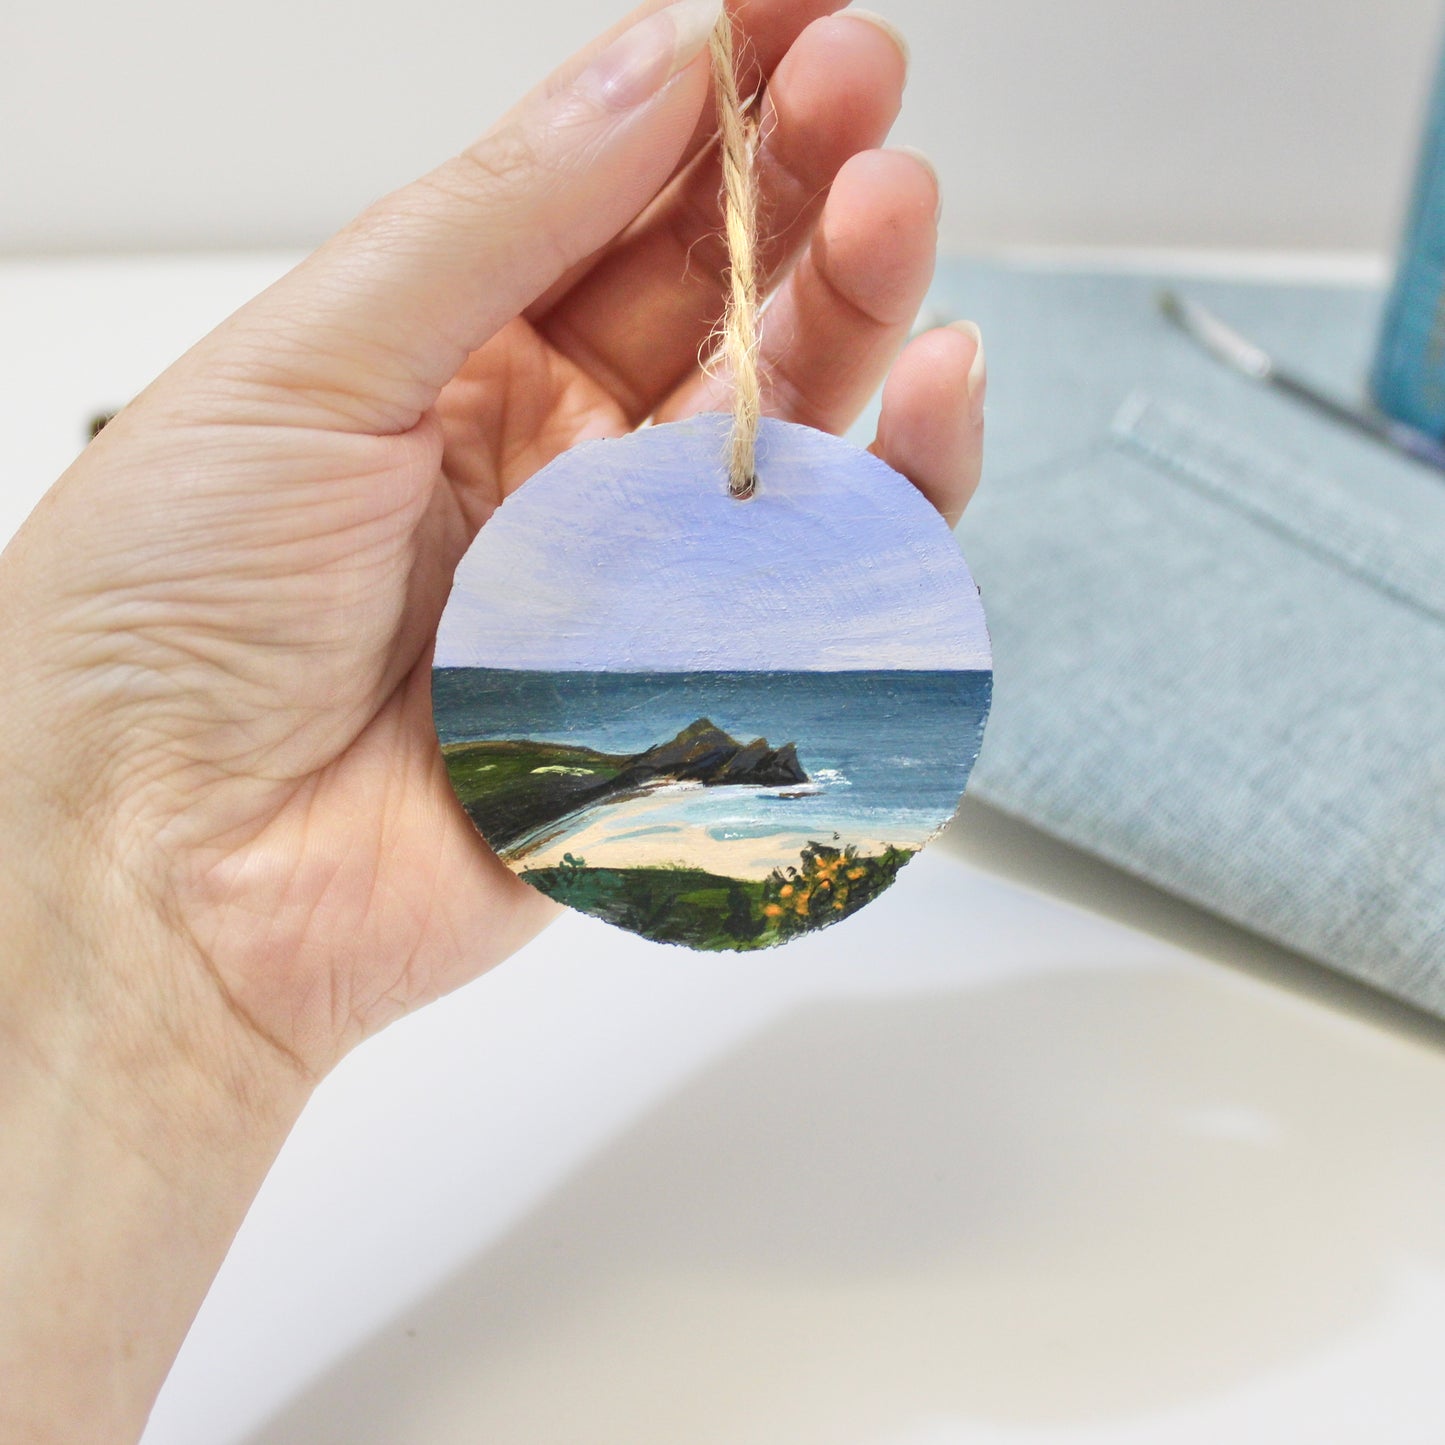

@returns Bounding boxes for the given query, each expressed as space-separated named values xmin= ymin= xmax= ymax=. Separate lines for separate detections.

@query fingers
xmin=197 ymin=0 xmax=722 ymax=435
xmin=536 ymin=11 xmax=909 ymax=422
xmin=526 ymin=0 xmax=848 ymax=315
xmin=871 ymin=322 xmax=987 ymax=527
xmin=658 ymin=146 xmax=938 ymax=434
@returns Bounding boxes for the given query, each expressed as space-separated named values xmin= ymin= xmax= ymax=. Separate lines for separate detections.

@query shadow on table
xmin=246 ymin=957 xmax=1445 ymax=1442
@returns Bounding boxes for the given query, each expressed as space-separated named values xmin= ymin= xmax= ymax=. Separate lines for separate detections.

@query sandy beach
xmin=508 ymin=782 xmax=899 ymax=882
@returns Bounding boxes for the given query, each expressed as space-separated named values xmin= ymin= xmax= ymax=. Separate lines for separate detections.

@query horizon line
xmin=434 ymin=664 xmax=993 ymax=676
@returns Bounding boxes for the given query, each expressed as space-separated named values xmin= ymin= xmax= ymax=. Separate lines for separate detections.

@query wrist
xmin=0 ymin=819 xmax=312 ymax=1443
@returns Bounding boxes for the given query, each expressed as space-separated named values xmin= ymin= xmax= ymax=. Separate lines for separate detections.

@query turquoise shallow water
xmin=434 ymin=669 xmax=992 ymax=855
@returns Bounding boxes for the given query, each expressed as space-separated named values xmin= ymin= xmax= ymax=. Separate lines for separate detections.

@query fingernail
xmin=578 ymin=0 xmax=724 ymax=111
xmin=894 ymin=145 xmax=943 ymax=224
xmin=951 ymin=320 xmax=986 ymax=424
xmin=846 ymin=9 xmax=911 ymax=72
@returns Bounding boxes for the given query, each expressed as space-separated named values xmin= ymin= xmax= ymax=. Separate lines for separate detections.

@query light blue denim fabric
xmin=871 ymin=262 xmax=1445 ymax=1013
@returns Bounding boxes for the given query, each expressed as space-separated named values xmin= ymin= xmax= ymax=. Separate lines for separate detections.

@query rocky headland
xmin=444 ymin=718 xmax=808 ymax=854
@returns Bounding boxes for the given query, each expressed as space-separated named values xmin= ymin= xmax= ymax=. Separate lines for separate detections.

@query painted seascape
xmin=435 ymin=667 xmax=992 ymax=950
xmin=433 ymin=415 xmax=994 ymax=951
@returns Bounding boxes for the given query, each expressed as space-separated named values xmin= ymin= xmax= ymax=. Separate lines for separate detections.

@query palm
xmin=186 ymin=325 xmax=630 ymax=1073
xmin=440 ymin=320 xmax=629 ymax=527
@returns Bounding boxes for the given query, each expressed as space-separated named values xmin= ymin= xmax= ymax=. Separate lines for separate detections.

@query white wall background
xmin=3 ymin=0 xmax=1442 ymax=257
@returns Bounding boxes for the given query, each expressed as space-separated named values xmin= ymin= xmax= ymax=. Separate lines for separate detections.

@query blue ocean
xmin=434 ymin=669 xmax=992 ymax=872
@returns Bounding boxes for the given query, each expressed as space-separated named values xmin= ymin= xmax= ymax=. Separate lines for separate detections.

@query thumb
xmin=199 ymin=0 xmax=722 ymax=433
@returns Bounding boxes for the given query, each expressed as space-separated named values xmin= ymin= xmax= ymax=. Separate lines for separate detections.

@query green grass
xmin=442 ymin=738 xmax=619 ymax=806
xmin=442 ymin=739 xmax=623 ymax=851
xmin=520 ymin=861 xmax=771 ymax=950
xmin=520 ymin=842 xmax=918 ymax=952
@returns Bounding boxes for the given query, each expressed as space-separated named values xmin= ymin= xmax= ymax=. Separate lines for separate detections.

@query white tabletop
xmin=4 ymin=253 xmax=1444 ymax=1445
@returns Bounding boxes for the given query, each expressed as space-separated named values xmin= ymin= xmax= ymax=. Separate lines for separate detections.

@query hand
xmin=0 ymin=1 xmax=986 ymax=1437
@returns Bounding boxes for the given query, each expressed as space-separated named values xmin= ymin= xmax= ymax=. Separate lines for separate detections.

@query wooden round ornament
xmin=433 ymin=413 xmax=992 ymax=951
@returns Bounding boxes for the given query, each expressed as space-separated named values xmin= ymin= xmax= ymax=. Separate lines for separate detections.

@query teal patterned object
xmin=1372 ymin=34 xmax=1445 ymax=435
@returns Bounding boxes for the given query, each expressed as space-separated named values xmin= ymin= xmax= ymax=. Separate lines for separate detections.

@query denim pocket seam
xmin=1111 ymin=391 xmax=1445 ymax=629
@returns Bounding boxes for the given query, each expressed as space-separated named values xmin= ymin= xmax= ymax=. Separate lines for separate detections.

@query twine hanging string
xmin=708 ymin=11 xmax=763 ymax=500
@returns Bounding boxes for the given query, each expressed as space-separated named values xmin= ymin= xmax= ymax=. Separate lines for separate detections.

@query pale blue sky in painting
xmin=436 ymin=415 xmax=992 ymax=672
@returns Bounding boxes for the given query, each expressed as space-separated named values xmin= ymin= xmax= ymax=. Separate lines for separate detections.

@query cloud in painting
xmin=436 ymin=415 xmax=991 ymax=673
